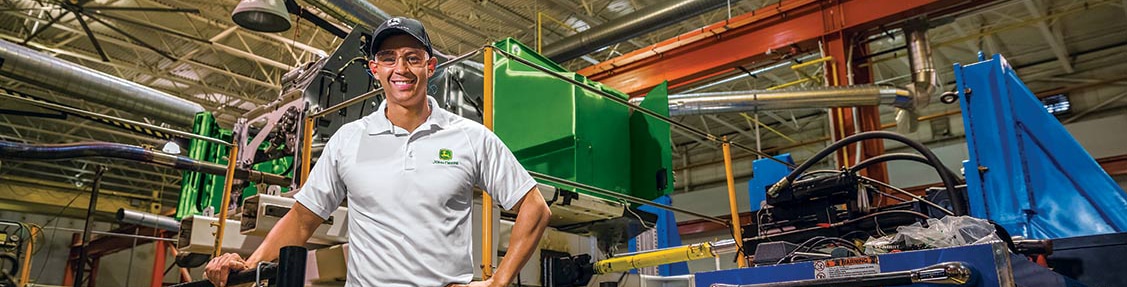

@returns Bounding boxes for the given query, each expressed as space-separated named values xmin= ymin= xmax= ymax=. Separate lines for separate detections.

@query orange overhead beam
xmin=579 ymin=0 xmax=995 ymax=96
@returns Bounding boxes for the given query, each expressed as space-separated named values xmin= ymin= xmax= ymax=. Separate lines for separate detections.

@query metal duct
xmin=895 ymin=18 xmax=938 ymax=133
xmin=0 ymin=140 xmax=290 ymax=186
xmin=904 ymin=18 xmax=936 ymax=111
xmin=542 ymin=0 xmax=738 ymax=62
xmin=0 ymin=39 xmax=204 ymax=127
xmin=300 ymin=0 xmax=391 ymax=29
xmin=116 ymin=209 xmax=180 ymax=232
xmin=658 ymin=86 xmax=908 ymax=116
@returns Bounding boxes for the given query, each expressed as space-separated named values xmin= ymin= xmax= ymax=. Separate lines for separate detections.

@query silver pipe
xmin=300 ymin=0 xmax=392 ymax=29
xmin=542 ymin=0 xmax=742 ymax=62
xmin=0 ymin=140 xmax=290 ymax=186
xmin=709 ymin=238 xmax=740 ymax=255
xmin=116 ymin=209 xmax=180 ymax=232
xmin=905 ymin=18 xmax=936 ymax=110
xmin=0 ymin=93 xmax=229 ymax=146
xmin=660 ymin=86 xmax=909 ymax=116
xmin=0 ymin=38 xmax=204 ymax=127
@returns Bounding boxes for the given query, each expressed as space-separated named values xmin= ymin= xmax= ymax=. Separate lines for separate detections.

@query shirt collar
xmin=366 ymin=96 xmax=449 ymax=136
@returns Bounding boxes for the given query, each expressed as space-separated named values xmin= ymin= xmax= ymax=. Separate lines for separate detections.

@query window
xmin=1042 ymin=94 xmax=1071 ymax=115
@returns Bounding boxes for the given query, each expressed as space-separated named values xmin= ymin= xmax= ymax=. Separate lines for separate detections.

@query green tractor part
xmin=490 ymin=38 xmax=673 ymax=202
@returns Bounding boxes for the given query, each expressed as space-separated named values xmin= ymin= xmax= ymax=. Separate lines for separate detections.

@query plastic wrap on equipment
xmin=864 ymin=216 xmax=1001 ymax=254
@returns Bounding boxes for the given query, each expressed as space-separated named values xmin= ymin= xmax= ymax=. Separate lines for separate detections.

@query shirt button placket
xmin=405 ymin=142 xmax=416 ymax=171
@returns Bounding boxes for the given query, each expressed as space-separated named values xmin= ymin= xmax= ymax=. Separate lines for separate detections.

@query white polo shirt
xmin=294 ymin=96 xmax=536 ymax=286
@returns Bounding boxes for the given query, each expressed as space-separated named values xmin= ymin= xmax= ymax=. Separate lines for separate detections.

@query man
xmin=205 ymin=17 xmax=551 ymax=287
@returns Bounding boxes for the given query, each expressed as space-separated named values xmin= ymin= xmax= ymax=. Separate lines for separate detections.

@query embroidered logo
xmin=434 ymin=148 xmax=458 ymax=165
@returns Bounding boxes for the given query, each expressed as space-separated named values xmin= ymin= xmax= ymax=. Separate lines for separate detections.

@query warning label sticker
xmin=813 ymin=256 xmax=880 ymax=279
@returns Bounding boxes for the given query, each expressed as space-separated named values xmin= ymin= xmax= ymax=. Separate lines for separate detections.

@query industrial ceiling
xmin=0 ymin=0 xmax=1125 ymax=211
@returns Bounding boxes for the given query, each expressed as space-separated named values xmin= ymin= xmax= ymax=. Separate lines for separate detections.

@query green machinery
xmin=175 ymin=112 xmax=293 ymax=220
xmin=175 ymin=38 xmax=672 ymax=220
xmin=491 ymin=38 xmax=674 ymax=203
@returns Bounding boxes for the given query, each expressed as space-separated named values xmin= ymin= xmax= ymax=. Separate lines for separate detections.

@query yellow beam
xmin=481 ymin=46 xmax=495 ymax=279
xmin=19 ymin=224 xmax=39 ymax=286
xmin=213 ymin=144 xmax=240 ymax=257
xmin=722 ymin=137 xmax=747 ymax=268
xmin=595 ymin=242 xmax=715 ymax=274
xmin=300 ymin=116 xmax=314 ymax=187
xmin=765 ymin=78 xmax=811 ymax=90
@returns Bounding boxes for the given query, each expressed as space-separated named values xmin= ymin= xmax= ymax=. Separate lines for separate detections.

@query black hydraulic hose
xmin=850 ymin=153 xmax=962 ymax=184
xmin=171 ymin=246 xmax=306 ymax=287
xmin=169 ymin=263 xmax=277 ymax=287
xmin=0 ymin=140 xmax=290 ymax=186
xmin=767 ymin=131 xmax=966 ymax=215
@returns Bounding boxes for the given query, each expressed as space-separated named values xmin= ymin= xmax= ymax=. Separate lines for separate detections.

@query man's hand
xmin=205 ymin=253 xmax=249 ymax=287
xmin=446 ymin=278 xmax=495 ymax=287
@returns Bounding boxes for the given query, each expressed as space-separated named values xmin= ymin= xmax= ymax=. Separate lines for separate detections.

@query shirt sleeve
xmin=294 ymin=128 xmax=350 ymax=220
xmin=475 ymin=130 xmax=536 ymax=210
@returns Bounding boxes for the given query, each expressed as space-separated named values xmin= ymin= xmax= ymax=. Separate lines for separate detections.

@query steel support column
xmin=72 ymin=166 xmax=106 ymax=287
xmin=150 ymin=234 xmax=167 ymax=287
xmin=823 ymin=20 xmax=889 ymax=183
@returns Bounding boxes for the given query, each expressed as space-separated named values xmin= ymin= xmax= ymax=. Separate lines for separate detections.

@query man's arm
xmin=246 ymin=202 xmax=325 ymax=264
xmin=204 ymin=202 xmax=324 ymax=286
xmin=475 ymin=186 xmax=552 ymax=287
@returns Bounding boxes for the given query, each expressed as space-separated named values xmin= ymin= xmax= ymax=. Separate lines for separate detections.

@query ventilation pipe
xmin=299 ymin=0 xmax=392 ymax=29
xmin=0 ymin=39 xmax=204 ymax=127
xmin=652 ymin=85 xmax=909 ymax=116
xmin=117 ymin=209 xmax=180 ymax=232
xmin=896 ymin=18 xmax=938 ymax=133
xmin=542 ymin=0 xmax=741 ymax=62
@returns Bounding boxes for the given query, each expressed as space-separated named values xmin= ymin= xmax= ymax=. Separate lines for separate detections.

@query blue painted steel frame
xmin=695 ymin=243 xmax=1012 ymax=286
xmin=954 ymin=53 xmax=1127 ymax=239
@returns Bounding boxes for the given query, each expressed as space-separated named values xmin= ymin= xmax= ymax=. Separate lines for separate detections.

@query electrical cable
xmin=33 ymin=185 xmax=87 ymax=283
xmin=870 ymin=188 xmax=910 ymax=203
xmin=849 ymin=153 xmax=962 ymax=183
xmin=796 ymin=169 xmax=843 ymax=180
xmin=449 ymin=76 xmax=484 ymax=117
xmin=840 ymin=230 xmax=871 ymax=240
xmin=769 ymin=131 xmax=966 ymax=215
xmin=989 ymin=221 xmax=1018 ymax=253
xmin=859 ymin=176 xmax=954 ymax=216
xmin=775 ymin=236 xmax=861 ymax=264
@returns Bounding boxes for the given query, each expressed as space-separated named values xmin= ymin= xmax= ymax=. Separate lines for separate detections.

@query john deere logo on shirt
xmin=434 ymin=148 xmax=458 ymax=165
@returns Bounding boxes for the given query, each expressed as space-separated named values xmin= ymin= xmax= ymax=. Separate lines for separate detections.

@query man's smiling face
xmin=368 ymin=34 xmax=438 ymax=108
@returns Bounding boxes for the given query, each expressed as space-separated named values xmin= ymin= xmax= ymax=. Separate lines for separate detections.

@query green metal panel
xmin=491 ymin=38 xmax=636 ymax=200
xmin=176 ymin=112 xmax=217 ymax=220
xmin=630 ymin=82 xmax=674 ymax=200
xmin=175 ymin=112 xmax=292 ymax=220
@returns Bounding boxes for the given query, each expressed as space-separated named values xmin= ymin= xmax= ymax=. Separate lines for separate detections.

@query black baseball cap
xmin=369 ymin=17 xmax=434 ymax=57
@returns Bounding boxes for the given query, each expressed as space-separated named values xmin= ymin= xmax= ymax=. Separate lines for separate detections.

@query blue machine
xmin=714 ymin=54 xmax=1127 ymax=286
xmin=630 ymin=195 xmax=691 ymax=276
xmin=747 ymin=154 xmax=795 ymax=210
xmin=955 ymin=53 xmax=1127 ymax=239
xmin=696 ymin=243 xmax=1080 ymax=287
